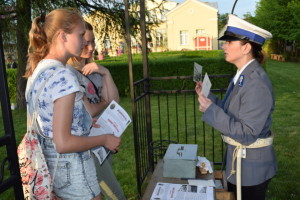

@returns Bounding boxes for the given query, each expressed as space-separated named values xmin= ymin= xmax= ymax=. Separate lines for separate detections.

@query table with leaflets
xmin=142 ymin=159 xmax=235 ymax=200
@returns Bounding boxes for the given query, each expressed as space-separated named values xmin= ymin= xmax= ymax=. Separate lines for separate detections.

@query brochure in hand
xmin=89 ymin=100 xmax=131 ymax=165
xmin=193 ymin=62 xmax=203 ymax=83
xmin=201 ymin=73 xmax=212 ymax=97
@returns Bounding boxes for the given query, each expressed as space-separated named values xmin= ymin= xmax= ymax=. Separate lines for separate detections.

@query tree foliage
xmin=1 ymin=0 xmax=163 ymax=108
xmin=84 ymin=0 xmax=168 ymax=51
xmin=218 ymin=13 xmax=228 ymax=32
xmin=254 ymin=0 xmax=300 ymax=57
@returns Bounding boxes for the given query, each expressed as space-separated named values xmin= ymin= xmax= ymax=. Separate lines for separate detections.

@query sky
xmin=172 ymin=0 xmax=259 ymax=18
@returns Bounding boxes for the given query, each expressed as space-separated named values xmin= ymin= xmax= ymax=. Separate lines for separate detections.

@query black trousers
xmin=227 ymin=179 xmax=270 ymax=200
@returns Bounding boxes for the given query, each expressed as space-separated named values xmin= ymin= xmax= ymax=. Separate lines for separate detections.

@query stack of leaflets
xmin=151 ymin=182 xmax=214 ymax=200
xmin=89 ymin=100 xmax=131 ymax=165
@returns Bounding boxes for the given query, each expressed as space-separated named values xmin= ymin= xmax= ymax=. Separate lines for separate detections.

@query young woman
xmin=67 ymin=22 xmax=126 ymax=200
xmin=195 ymin=14 xmax=277 ymax=200
xmin=25 ymin=8 xmax=121 ymax=200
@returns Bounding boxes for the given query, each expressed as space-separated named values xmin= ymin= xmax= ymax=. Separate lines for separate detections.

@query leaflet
xmin=151 ymin=182 xmax=214 ymax=200
xmin=201 ymin=73 xmax=212 ymax=97
xmin=193 ymin=62 xmax=203 ymax=82
xmin=89 ymin=100 xmax=131 ymax=165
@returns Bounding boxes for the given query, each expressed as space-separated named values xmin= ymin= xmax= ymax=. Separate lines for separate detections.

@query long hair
xmin=67 ymin=21 xmax=94 ymax=71
xmin=25 ymin=8 xmax=83 ymax=78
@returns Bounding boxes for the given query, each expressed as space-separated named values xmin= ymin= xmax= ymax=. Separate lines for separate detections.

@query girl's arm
xmin=82 ymin=63 xmax=120 ymax=117
xmin=52 ymin=93 xmax=121 ymax=153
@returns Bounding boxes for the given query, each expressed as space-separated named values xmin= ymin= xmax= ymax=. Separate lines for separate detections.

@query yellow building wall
xmin=166 ymin=0 xmax=218 ymax=51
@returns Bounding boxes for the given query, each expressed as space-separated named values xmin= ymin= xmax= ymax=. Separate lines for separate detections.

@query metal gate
xmin=0 ymin=24 xmax=24 ymax=198
xmin=123 ymin=0 xmax=233 ymax=196
xmin=131 ymin=75 xmax=232 ymax=195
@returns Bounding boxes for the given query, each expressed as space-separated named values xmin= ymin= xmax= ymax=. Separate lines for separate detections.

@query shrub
xmin=99 ymin=50 xmax=234 ymax=96
xmin=6 ymin=69 xmax=17 ymax=103
xmin=6 ymin=51 xmax=234 ymax=99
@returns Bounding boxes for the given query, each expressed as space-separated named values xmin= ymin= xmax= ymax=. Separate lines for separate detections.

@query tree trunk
xmin=16 ymin=0 xmax=31 ymax=109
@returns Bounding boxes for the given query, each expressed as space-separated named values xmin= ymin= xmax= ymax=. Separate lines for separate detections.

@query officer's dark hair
xmin=240 ymin=40 xmax=265 ymax=64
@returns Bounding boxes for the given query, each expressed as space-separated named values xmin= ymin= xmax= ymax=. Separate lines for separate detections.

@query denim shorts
xmin=40 ymin=137 xmax=101 ymax=199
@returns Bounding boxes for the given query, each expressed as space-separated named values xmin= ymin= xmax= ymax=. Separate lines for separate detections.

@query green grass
xmin=1 ymin=59 xmax=299 ymax=199
xmin=264 ymin=60 xmax=300 ymax=200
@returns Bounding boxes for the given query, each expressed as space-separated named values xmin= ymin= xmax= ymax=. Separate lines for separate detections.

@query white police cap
xmin=218 ymin=14 xmax=272 ymax=45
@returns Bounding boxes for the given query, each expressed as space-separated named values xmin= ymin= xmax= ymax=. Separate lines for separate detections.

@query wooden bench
xmin=271 ymin=54 xmax=285 ymax=61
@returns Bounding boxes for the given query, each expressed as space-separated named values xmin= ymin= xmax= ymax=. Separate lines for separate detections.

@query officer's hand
xmin=195 ymin=81 xmax=203 ymax=95
xmin=198 ymin=94 xmax=212 ymax=112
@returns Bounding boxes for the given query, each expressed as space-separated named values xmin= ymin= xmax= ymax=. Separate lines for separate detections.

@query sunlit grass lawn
xmin=1 ymin=59 xmax=299 ymax=199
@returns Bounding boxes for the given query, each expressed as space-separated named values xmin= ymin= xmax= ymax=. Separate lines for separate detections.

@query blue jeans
xmin=40 ymin=137 xmax=101 ymax=199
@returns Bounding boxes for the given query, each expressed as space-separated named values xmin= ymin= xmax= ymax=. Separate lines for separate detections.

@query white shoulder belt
xmin=221 ymin=133 xmax=273 ymax=200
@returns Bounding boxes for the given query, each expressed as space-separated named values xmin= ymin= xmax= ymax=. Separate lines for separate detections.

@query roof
xmin=166 ymin=0 xmax=218 ymax=16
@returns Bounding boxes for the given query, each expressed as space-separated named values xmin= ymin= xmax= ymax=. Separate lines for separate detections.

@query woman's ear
xmin=242 ymin=42 xmax=252 ymax=55
xmin=57 ymin=30 xmax=67 ymax=42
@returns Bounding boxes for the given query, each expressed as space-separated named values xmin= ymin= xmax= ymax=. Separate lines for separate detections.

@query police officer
xmin=196 ymin=14 xmax=277 ymax=200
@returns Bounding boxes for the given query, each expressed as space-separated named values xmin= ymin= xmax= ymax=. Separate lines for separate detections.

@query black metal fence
xmin=0 ymin=25 xmax=24 ymax=199
xmin=132 ymin=74 xmax=232 ymax=195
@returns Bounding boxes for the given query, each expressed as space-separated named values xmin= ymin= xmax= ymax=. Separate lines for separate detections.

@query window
xmin=156 ymin=29 xmax=166 ymax=46
xmin=104 ymin=36 xmax=111 ymax=49
xmin=180 ymin=30 xmax=188 ymax=45
xmin=196 ymin=29 xmax=205 ymax=35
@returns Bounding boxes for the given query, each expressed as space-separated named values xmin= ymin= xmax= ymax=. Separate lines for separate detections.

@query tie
xmin=222 ymin=80 xmax=234 ymax=109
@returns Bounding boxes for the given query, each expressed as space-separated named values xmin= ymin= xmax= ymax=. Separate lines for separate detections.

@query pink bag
xmin=17 ymin=131 xmax=57 ymax=199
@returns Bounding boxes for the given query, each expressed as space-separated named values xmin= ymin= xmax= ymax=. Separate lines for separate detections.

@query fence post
xmin=0 ymin=23 xmax=24 ymax=199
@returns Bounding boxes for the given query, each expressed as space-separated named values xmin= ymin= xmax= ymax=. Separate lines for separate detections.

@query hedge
xmin=98 ymin=50 xmax=234 ymax=95
xmin=6 ymin=51 xmax=235 ymax=99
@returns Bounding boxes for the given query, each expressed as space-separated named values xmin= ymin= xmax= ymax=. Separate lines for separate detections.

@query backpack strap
xmin=30 ymin=67 xmax=61 ymax=138
xmin=26 ymin=61 xmax=64 ymax=137
xmin=26 ymin=60 xmax=65 ymax=184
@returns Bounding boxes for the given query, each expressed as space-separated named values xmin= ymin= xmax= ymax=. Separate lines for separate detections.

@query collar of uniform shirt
xmin=233 ymin=59 xmax=255 ymax=85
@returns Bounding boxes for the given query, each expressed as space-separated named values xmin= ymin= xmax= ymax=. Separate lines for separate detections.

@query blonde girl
xmin=25 ymin=8 xmax=120 ymax=200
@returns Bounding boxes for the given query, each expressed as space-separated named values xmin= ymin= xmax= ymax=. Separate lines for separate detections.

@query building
xmin=86 ymin=0 xmax=219 ymax=56
xmin=152 ymin=0 xmax=219 ymax=52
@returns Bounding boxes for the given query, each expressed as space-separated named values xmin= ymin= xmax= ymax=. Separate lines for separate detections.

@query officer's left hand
xmin=195 ymin=81 xmax=203 ymax=95
xmin=198 ymin=94 xmax=212 ymax=112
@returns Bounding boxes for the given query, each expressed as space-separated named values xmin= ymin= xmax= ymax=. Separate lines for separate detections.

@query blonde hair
xmin=25 ymin=8 xmax=84 ymax=78
xmin=67 ymin=21 xmax=94 ymax=71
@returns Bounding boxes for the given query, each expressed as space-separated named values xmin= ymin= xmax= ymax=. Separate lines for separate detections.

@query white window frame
xmin=196 ymin=29 xmax=205 ymax=35
xmin=180 ymin=30 xmax=189 ymax=45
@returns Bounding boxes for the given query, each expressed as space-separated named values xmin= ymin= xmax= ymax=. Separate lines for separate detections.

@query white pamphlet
xmin=188 ymin=179 xmax=216 ymax=187
xmin=151 ymin=182 xmax=214 ymax=200
xmin=201 ymin=73 xmax=211 ymax=97
xmin=89 ymin=100 xmax=131 ymax=165
xmin=193 ymin=62 xmax=203 ymax=82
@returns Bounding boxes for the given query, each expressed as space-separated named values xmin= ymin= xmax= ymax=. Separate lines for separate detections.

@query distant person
xmin=196 ymin=14 xmax=277 ymax=200
xmin=98 ymin=50 xmax=104 ymax=60
xmin=7 ymin=56 xmax=17 ymax=69
xmin=120 ymin=41 xmax=125 ymax=54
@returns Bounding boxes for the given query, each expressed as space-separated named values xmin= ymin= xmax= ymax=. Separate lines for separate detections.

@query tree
xmin=218 ymin=13 xmax=228 ymax=32
xmin=84 ymin=0 xmax=166 ymax=53
xmin=1 ymin=0 xmax=161 ymax=108
xmin=254 ymin=0 xmax=300 ymax=58
xmin=15 ymin=0 xmax=31 ymax=109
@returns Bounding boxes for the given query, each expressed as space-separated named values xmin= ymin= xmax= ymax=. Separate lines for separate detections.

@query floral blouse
xmin=26 ymin=59 xmax=92 ymax=138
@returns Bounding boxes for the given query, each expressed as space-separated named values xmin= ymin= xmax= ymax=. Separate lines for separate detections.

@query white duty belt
xmin=222 ymin=133 xmax=274 ymax=200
